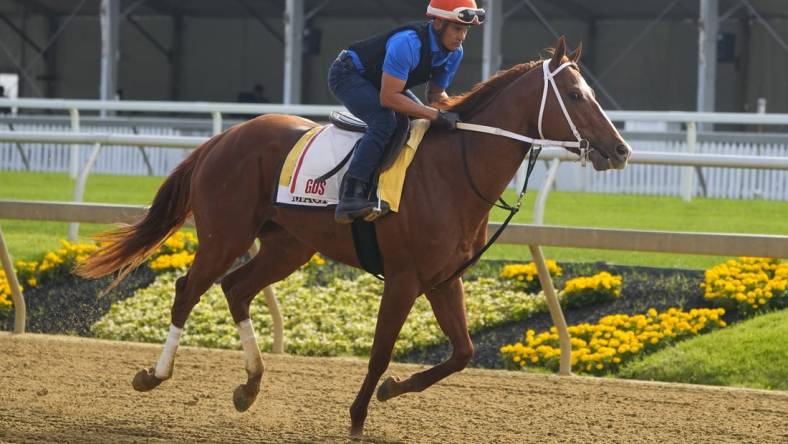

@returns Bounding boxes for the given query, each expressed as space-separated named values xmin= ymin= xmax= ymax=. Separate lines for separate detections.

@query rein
xmin=431 ymin=60 xmax=591 ymax=289
xmin=430 ymin=136 xmax=541 ymax=289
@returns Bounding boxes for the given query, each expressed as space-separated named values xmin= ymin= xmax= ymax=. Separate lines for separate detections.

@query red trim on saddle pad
xmin=290 ymin=126 xmax=327 ymax=194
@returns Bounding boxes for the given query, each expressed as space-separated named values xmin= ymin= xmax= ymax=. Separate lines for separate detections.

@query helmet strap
xmin=433 ymin=19 xmax=451 ymax=52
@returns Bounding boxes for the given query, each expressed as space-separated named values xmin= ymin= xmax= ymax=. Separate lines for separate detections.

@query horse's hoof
xmin=349 ymin=424 xmax=364 ymax=438
xmin=376 ymin=376 xmax=400 ymax=402
xmin=132 ymin=367 xmax=165 ymax=392
xmin=232 ymin=378 xmax=261 ymax=412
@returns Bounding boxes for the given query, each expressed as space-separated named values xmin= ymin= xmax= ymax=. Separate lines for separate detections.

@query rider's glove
xmin=433 ymin=109 xmax=461 ymax=130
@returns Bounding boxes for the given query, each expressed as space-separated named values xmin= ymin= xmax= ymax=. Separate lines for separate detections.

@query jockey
xmin=329 ymin=0 xmax=485 ymax=223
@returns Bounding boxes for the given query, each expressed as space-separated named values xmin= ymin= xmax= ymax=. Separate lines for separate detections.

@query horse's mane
xmin=436 ymin=59 xmax=544 ymax=116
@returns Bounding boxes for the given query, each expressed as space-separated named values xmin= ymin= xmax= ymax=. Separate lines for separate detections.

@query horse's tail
xmin=76 ymin=144 xmax=203 ymax=290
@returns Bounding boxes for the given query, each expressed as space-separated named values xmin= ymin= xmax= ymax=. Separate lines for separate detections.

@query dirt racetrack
xmin=1 ymin=333 xmax=786 ymax=443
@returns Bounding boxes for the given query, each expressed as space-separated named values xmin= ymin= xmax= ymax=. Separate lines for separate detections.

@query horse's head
xmin=539 ymin=37 xmax=631 ymax=171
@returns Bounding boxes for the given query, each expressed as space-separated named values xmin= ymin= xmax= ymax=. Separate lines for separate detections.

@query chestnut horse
xmin=78 ymin=37 xmax=630 ymax=436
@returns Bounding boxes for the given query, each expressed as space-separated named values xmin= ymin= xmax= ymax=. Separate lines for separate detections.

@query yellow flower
xmin=502 ymin=307 xmax=727 ymax=374
xmin=703 ymin=257 xmax=783 ymax=313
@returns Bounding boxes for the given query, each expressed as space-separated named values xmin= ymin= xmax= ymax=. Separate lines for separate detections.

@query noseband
xmin=456 ymin=59 xmax=593 ymax=166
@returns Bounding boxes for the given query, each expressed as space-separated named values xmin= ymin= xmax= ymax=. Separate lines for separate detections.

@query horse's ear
xmin=569 ymin=41 xmax=583 ymax=63
xmin=550 ymin=36 xmax=567 ymax=70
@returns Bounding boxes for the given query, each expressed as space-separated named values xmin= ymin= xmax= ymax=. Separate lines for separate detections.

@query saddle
xmin=328 ymin=110 xmax=411 ymax=174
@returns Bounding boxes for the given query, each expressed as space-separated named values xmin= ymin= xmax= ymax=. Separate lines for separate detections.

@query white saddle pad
xmin=276 ymin=125 xmax=362 ymax=207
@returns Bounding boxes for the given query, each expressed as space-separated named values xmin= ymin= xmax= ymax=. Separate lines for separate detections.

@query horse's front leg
xmin=376 ymin=278 xmax=473 ymax=402
xmin=350 ymin=276 xmax=419 ymax=437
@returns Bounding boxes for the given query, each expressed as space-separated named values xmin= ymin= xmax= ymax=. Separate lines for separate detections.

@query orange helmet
xmin=426 ymin=0 xmax=486 ymax=25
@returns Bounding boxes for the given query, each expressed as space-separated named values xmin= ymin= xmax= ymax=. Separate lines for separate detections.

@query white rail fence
xmin=1 ymin=122 xmax=188 ymax=176
xmin=1 ymin=99 xmax=788 ymax=200
xmin=2 ymin=129 xmax=788 ymax=241
xmin=553 ymin=139 xmax=787 ymax=200
xmin=0 ymin=131 xmax=788 ymax=236
xmin=2 ymin=127 xmax=787 ymax=200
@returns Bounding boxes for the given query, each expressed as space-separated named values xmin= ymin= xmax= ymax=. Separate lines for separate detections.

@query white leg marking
xmin=238 ymin=319 xmax=264 ymax=377
xmin=154 ymin=324 xmax=182 ymax=379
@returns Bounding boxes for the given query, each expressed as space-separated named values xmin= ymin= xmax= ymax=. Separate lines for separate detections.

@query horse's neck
xmin=458 ymin=70 xmax=542 ymax=215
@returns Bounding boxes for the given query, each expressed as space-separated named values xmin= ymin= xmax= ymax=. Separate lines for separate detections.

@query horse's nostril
xmin=616 ymin=144 xmax=630 ymax=158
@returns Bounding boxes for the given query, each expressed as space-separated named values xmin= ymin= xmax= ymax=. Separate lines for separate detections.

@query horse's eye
xmin=569 ymin=91 xmax=582 ymax=101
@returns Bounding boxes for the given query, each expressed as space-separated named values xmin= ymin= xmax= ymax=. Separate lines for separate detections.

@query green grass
xmin=486 ymin=189 xmax=788 ymax=269
xmin=1 ymin=171 xmax=163 ymax=259
xmin=2 ymin=171 xmax=787 ymax=267
xmin=618 ymin=309 xmax=788 ymax=390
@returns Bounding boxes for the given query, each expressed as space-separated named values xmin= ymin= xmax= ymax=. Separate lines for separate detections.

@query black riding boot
xmin=334 ymin=175 xmax=375 ymax=224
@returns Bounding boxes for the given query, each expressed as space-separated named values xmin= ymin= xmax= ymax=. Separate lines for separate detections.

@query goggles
xmin=427 ymin=6 xmax=486 ymax=25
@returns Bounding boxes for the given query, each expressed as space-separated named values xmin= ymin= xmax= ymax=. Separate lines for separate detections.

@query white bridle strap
xmin=454 ymin=122 xmax=583 ymax=149
xmin=455 ymin=59 xmax=591 ymax=165
xmin=539 ymin=60 xmax=583 ymax=143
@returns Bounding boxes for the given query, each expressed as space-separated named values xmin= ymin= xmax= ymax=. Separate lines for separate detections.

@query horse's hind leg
xmin=376 ymin=278 xmax=473 ymax=402
xmin=132 ymin=227 xmax=254 ymax=392
xmin=220 ymin=223 xmax=315 ymax=412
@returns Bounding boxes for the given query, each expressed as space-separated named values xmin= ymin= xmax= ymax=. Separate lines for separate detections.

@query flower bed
xmin=500 ymin=307 xmax=726 ymax=375
xmin=92 ymin=270 xmax=545 ymax=357
xmin=702 ymin=257 xmax=786 ymax=314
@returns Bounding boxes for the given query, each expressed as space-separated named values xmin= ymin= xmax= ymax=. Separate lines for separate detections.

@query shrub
xmin=560 ymin=271 xmax=622 ymax=309
xmin=500 ymin=307 xmax=726 ymax=376
xmin=701 ymin=257 xmax=787 ymax=314
xmin=500 ymin=260 xmax=562 ymax=293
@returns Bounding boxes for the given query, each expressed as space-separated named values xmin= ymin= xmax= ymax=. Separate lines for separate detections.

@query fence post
xmin=211 ymin=112 xmax=223 ymax=136
xmin=528 ymin=245 xmax=572 ymax=375
xmin=6 ymin=123 xmax=31 ymax=171
xmin=681 ymin=122 xmax=697 ymax=202
xmin=0 ymin=225 xmax=25 ymax=334
xmin=68 ymin=142 xmax=103 ymax=240
xmin=263 ymin=287 xmax=284 ymax=354
xmin=69 ymin=108 xmax=81 ymax=179
xmin=534 ymin=158 xmax=561 ymax=225
xmin=246 ymin=241 xmax=284 ymax=354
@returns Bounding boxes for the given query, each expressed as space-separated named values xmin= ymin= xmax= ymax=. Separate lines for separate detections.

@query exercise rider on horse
xmin=329 ymin=0 xmax=485 ymax=223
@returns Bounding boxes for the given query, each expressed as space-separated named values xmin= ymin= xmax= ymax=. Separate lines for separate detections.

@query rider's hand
xmin=432 ymin=109 xmax=461 ymax=130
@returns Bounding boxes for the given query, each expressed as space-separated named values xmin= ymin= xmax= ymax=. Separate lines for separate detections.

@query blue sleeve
xmin=431 ymin=46 xmax=464 ymax=90
xmin=382 ymin=31 xmax=421 ymax=82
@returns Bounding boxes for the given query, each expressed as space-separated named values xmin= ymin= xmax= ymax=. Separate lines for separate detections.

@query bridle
xmin=431 ymin=59 xmax=595 ymax=289
xmin=456 ymin=59 xmax=593 ymax=166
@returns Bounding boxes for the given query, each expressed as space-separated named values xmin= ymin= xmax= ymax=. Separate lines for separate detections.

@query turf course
xmin=2 ymin=171 xmax=787 ymax=267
